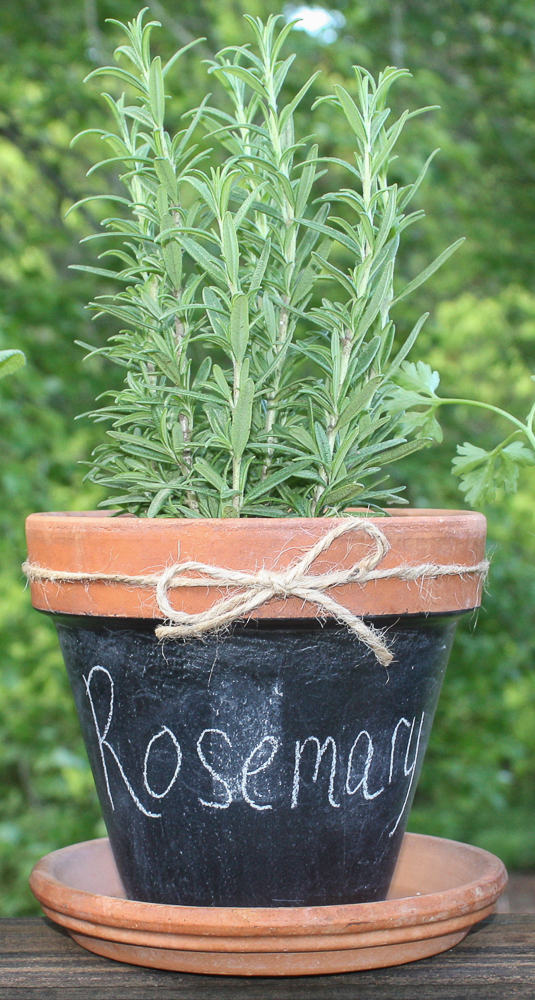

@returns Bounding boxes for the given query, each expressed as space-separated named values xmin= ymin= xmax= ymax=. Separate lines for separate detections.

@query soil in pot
xmin=51 ymin=610 xmax=462 ymax=908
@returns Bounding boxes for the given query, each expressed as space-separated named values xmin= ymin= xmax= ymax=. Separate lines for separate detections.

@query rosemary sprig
xmin=71 ymin=10 xmax=535 ymax=515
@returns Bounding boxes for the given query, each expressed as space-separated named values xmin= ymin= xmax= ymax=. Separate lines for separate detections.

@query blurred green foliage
xmin=1 ymin=0 xmax=535 ymax=913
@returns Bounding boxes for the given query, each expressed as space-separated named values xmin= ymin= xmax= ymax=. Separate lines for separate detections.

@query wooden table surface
xmin=1 ymin=914 xmax=534 ymax=999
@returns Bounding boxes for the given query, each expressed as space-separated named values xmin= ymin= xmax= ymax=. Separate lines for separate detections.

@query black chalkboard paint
xmin=53 ymin=613 xmax=462 ymax=907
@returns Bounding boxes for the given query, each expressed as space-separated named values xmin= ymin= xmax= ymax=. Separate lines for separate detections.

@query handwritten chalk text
xmin=84 ymin=665 xmax=425 ymax=836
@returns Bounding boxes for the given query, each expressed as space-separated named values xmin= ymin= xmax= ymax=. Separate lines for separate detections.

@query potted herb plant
xmin=24 ymin=11 xmax=534 ymax=915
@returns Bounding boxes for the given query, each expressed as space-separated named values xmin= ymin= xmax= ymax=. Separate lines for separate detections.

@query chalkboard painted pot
xmin=25 ymin=509 xmax=486 ymax=909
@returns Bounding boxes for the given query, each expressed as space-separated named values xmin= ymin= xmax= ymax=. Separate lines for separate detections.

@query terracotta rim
xmin=25 ymin=509 xmax=486 ymax=620
xmin=29 ymin=833 xmax=506 ymax=971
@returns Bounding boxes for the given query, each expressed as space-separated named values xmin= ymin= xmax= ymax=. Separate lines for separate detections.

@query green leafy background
xmin=1 ymin=0 xmax=535 ymax=913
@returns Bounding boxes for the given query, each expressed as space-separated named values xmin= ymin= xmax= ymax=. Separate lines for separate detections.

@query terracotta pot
xmin=25 ymin=509 xmax=486 ymax=908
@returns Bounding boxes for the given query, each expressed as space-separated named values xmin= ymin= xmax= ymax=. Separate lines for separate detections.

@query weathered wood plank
xmin=0 ymin=915 xmax=534 ymax=999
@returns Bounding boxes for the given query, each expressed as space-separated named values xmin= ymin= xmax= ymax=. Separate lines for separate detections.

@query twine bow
xmin=23 ymin=517 xmax=488 ymax=667
xmin=154 ymin=519 xmax=394 ymax=663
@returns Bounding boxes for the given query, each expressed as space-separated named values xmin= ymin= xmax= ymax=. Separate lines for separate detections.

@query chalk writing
xmin=292 ymin=736 xmax=339 ymax=809
xmin=143 ymin=726 xmax=182 ymax=799
xmin=242 ymin=736 xmax=279 ymax=811
xmin=346 ymin=730 xmax=384 ymax=800
xmin=197 ymin=728 xmax=233 ymax=809
xmin=83 ymin=665 xmax=426 ymax=837
xmin=388 ymin=713 xmax=425 ymax=837
xmin=84 ymin=666 xmax=161 ymax=818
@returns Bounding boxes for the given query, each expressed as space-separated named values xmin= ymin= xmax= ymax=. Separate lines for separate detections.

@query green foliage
xmin=409 ymin=534 xmax=535 ymax=868
xmin=75 ymin=10 xmax=510 ymax=517
xmin=0 ymin=349 xmax=25 ymax=380
xmin=453 ymin=440 xmax=535 ymax=506
xmin=0 ymin=574 xmax=102 ymax=915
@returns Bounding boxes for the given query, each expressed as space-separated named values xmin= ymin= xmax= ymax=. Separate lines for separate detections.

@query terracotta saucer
xmin=30 ymin=832 xmax=506 ymax=977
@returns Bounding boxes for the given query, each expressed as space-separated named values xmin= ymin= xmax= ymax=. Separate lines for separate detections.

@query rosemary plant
xmin=71 ymin=10 xmax=535 ymax=517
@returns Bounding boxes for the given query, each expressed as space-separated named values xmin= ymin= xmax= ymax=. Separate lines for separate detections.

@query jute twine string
xmin=23 ymin=518 xmax=488 ymax=667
